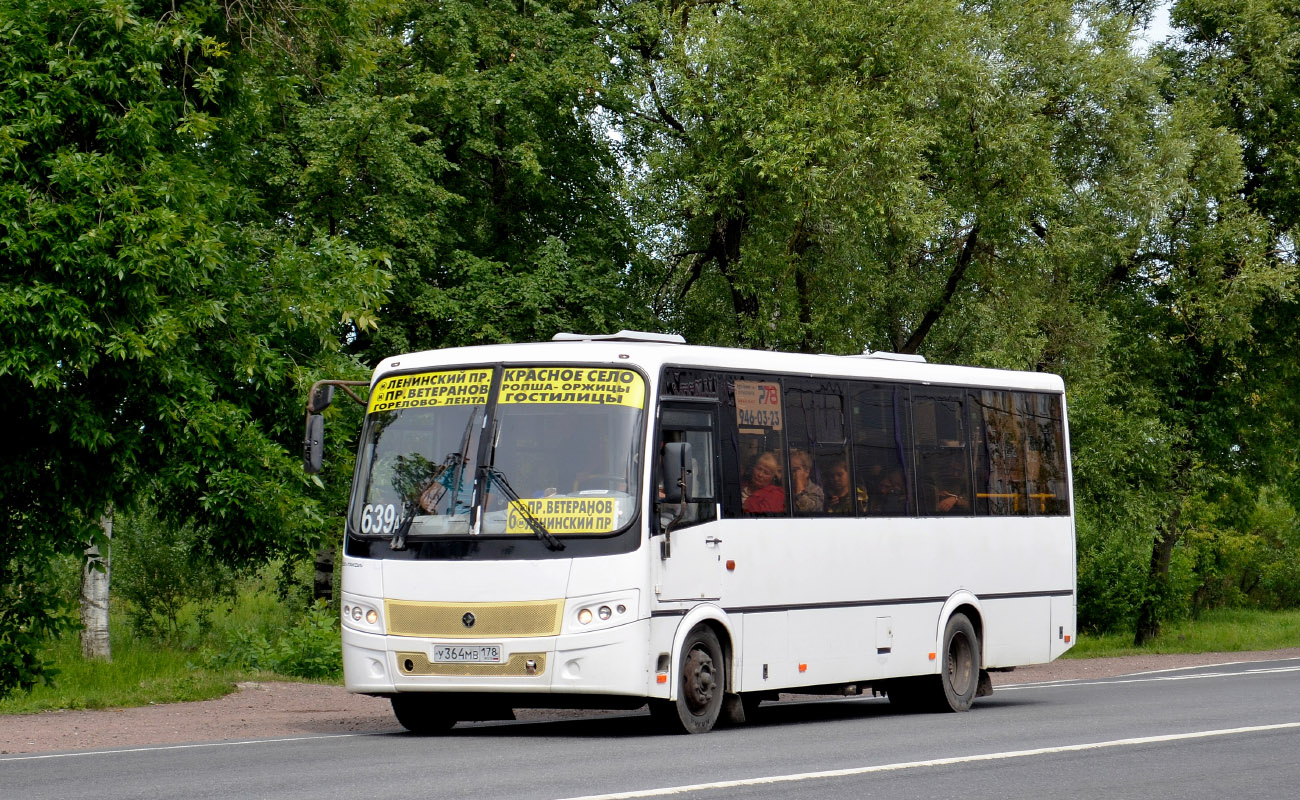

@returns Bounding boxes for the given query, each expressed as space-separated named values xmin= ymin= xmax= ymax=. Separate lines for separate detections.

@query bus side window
xmin=786 ymin=381 xmax=849 ymax=517
xmin=969 ymin=390 xmax=1028 ymax=516
xmin=851 ymin=383 xmax=914 ymax=517
xmin=729 ymin=378 xmax=788 ymax=517
xmin=1023 ymin=393 xmax=1070 ymax=515
xmin=913 ymin=389 xmax=973 ymax=516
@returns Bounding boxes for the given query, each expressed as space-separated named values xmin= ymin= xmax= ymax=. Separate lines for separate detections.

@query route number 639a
xmin=360 ymin=503 xmax=398 ymax=534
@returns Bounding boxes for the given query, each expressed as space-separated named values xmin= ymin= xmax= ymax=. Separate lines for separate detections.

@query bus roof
xmin=372 ymin=332 xmax=1065 ymax=394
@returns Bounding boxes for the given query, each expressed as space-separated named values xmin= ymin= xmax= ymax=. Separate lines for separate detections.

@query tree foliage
xmin=0 ymin=0 xmax=388 ymax=695
xmin=243 ymin=0 xmax=649 ymax=363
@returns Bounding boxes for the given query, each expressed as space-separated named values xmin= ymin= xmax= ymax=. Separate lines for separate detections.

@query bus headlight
xmin=568 ymin=592 xmax=639 ymax=632
xmin=342 ymin=599 xmax=384 ymax=634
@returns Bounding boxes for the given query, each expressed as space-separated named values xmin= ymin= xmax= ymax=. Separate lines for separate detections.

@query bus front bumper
xmin=342 ymin=620 xmax=651 ymax=698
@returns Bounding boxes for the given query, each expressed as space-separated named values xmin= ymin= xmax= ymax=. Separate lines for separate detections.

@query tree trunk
xmin=80 ymin=506 xmax=113 ymax=661
xmin=313 ymin=544 xmax=335 ymax=603
xmin=1134 ymin=507 xmax=1183 ymax=646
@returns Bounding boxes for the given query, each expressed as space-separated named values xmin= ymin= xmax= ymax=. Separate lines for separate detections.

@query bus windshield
xmin=349 ymin=366 xmax=645 ymax=541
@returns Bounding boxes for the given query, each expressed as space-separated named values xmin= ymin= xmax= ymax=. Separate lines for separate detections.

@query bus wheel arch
xmin=653 ymin=611 xmax=733 ymax=733
xmin=935 ymin=594 xmax=984 ymax=668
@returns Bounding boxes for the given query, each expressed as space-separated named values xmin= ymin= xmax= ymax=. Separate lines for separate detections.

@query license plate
xmin=433 ymin=644 xmax=502 ymax=663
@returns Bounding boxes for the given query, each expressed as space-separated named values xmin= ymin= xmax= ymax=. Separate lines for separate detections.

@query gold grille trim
xmin=385 ymin=599 xmax=564 ymax=638
xmin=396 ymin=652 xmax=547 ymax=677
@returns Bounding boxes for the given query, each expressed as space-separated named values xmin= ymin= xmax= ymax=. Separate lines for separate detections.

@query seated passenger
xmin=790 ymin=450 xmax=825 ymax=513
xmin=741 ymin=451 xmax=785 ymax=513
xmin=824 ymin=459 xmax=865 ymax=514
xmin=868 ymin=467 xmax=907 ymax=515
xmin=921 ymin=454 xmax=971 ymax=515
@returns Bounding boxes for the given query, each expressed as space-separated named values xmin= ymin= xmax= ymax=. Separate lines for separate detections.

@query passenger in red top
xmin=741 ymin=451 xmax=786 ymax=513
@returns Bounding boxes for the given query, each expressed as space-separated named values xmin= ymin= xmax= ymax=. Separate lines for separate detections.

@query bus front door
xmin=653 ymin=404 xmax=723 ymax=601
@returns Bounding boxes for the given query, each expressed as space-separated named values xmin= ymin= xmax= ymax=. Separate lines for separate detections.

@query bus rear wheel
xmin=391 ymin=694 xmax=458 ymax=734
xmin=885 ymin=613 xmax=980 ymax=713
xmin=935 ymin=612 xmax=980 ymax=712
xmin=651 ymin=626 xmax=725 ymax=734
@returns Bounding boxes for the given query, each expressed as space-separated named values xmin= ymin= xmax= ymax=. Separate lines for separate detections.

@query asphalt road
xmin=3 ymin=658 xmax=1299 ymax=800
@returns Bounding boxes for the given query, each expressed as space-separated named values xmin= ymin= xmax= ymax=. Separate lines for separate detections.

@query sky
xmin=1138 ymin=2 xmax=1175 ymax=51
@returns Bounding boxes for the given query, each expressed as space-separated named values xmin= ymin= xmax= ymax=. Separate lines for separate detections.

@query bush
xmin=201 ymin=600 xmax=342 ymax=680
xmin=114 ymin=508 xmax=235 ymax=644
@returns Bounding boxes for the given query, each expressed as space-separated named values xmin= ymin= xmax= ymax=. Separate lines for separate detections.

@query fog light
xmin=352 ymin=607 xmax=362 ymax=621
xmin=365 ymin=609 xmax=378 ymax=625
xmin=578 ymin=608 xmax=593 ymax=625
xmin=598 ymin=606 xmax=612 ymax=620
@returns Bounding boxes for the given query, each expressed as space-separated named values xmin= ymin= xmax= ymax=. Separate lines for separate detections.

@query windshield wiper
xmin=479 ymin=465 xmax=565 ymax=551
xmin=478 ymin=419 xmax=564 ymax=551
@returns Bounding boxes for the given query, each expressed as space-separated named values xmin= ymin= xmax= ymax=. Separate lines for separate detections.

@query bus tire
xmin=936 ymin=612 xmax=980 ymax=712
xmin=652 ymin=625 xmax=725 ymax=734
xmin=391 ymin=694 xmax=458 ymax=734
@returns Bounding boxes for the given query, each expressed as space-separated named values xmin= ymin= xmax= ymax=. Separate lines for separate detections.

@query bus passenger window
xmin=785 ymin=382 xmax=850 ymax=516
xmin=969 ymin=390 xmax=1027 ymax=516
xmin=913 ymin=389 xmax=973 ymax=516
xmin=732 ymin=378 xmax=788 ymax=516
xmin=851 ymin=383 xmax=914 ymax=516
xmin=1023 ymin=393 xmax=1070 ymax=515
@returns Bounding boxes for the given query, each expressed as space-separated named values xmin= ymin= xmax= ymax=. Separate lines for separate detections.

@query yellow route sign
xmin=498 ymin=367 xmax=644 ymax=408
xmin=368 ymin=369 xmax=493 ymax=413
xmin=506 ymin=497 xmax=619 ymax=535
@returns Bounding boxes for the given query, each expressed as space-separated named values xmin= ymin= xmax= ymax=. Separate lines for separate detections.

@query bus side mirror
xmin=303 ymin=414 xmax=324 ymax=474
xmin=660 ymin=441 xmax=692 ymax=504
xmin=308 ymin=384 xmax=336 ymax=413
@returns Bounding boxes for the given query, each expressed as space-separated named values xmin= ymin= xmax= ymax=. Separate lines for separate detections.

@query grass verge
xmin=1066 ymin=608 xmax=1300 ymax=659
xmin=0 ymin=627 xmax=243 ymax=715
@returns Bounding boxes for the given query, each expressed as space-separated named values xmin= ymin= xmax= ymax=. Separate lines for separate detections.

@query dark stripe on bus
xmin=650 ymin=589 xmax=1073 ymax=617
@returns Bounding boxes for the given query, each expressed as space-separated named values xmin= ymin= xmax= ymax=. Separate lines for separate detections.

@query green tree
xmin=1104 ymin=0 xmax=1300 ymax=642
xmin=614 ymin=0 xmax=1172 ymax=366
xmin=0 ymin=0 xmax=387 ymax=695
xmin=241 ymin=0 xmax=647 ymax=364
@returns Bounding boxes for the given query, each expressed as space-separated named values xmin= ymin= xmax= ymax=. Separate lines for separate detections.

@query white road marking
xmin=554 ymin=722 xmax=1300 ymax=800
xmin=0 ymin=731 xmax=385 ymax=763
xmin=999 ymin=662 xmax=1300 ymax=691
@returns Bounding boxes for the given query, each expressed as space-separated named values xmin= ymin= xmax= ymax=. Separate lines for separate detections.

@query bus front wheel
xmin=651 ymin=625 xmax=725 ymax=734
xmin=391 ymin=694 xmax=458 ymax=734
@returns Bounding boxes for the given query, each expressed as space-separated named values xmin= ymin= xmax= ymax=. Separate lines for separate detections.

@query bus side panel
xmin=1049 ymin=593 xmax=1076 ymax=660
xmin=980 ymin=597 xmax=1052 ymax=669
xmin=737 ymin=611 xmax=790 ymax=692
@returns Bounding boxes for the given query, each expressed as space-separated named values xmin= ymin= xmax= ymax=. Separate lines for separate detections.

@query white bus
xmin=304 ymin=331 xmax=1075 ymax=734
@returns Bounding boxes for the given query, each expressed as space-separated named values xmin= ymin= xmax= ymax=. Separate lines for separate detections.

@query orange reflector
xmin=798 ymin=663 xmax=807 ymax=673
xmin=1065 ymin=635 xmax=1071 ymax=643
xmin=656 ymin=674 xmax=668 ymax=684
xmin=726 ymin=560 xmax=736 ymax=571
xmin=928 ymin=652 xmax=937 ymax=660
